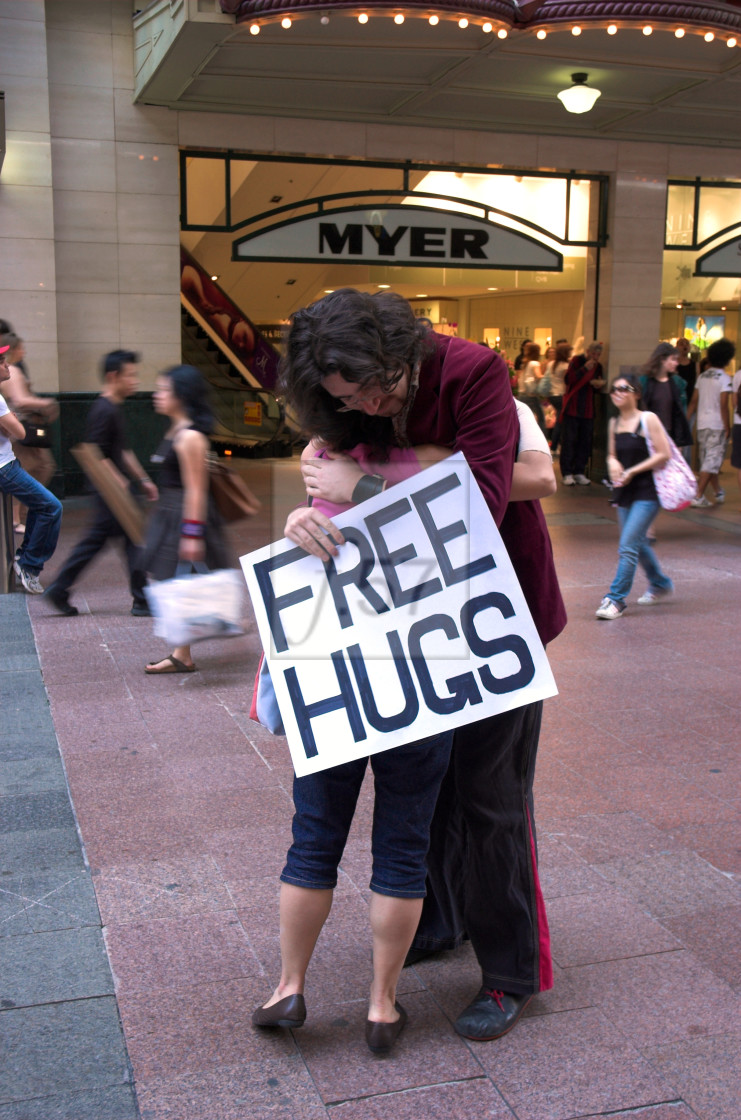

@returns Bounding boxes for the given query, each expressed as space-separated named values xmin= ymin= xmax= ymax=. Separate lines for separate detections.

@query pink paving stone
xmin=105 ymin=911 xmax=261 ymax=995
xmin=662 ymin=905 xmax=741 ymax=990
xmin=596 ymin=850 xmax=739 ymax=920
xmin=93 ymin=855 xmax=233 ymax=925
xmin=118 ymin=977 xmax=299 ymax=1081
xmin=645 ymin=1033 xmax=741 ymax=1120
xmin=542 ymin=811 xmax=681 ymax=866
xmin=548 ymin=890 xmax=681 ymax=968
xmin=327 ymin=1077 xmax=516 ymax=1119
xmin=475 ymin=1006 xmax=676 ymax=1120
xmin=294 ymin=990 xmax=481 ymax=1105
xmin=566 ymin=950 xmax=739 ymax=1047
xmin=573 ymin=1105 xmax=701 ymax=1120
xmin=136 ymin=1057 xmax=329 ymax=1120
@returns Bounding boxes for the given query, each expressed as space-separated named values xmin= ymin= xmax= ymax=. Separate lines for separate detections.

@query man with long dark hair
xmin=278 ymin=289 xmax=566 ymax=1043
xmin=44 ymin=351 xmax=157 ymax=616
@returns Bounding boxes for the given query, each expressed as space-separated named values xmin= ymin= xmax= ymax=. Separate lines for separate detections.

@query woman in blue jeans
xmin=595 ymin=373 xmax=673 ymax=620
xmin=252 ymin=734 xmax=452 ymax=1053
xmin=0 ymin=343 xmax=62 ymax=593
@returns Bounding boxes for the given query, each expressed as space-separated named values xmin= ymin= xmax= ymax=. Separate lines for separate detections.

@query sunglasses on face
xmin=611 ymin=384 xmax=635 ymax=394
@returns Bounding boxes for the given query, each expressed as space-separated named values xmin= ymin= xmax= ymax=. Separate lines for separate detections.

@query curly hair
xmin=706 ymin=337 xmax=736 ymax=370
xmin=279 ymin=288 xmax=433 ymax=450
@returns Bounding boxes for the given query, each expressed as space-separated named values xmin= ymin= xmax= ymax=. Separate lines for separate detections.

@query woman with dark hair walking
xmin=143 ymin=364 xmax=229 ymax=674
xmin=639 ymin=342 xmax=692 ymax=454
xmin=595 ymin=373 xmax=673 ymax=620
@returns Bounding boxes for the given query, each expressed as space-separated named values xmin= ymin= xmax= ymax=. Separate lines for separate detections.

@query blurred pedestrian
xmin=687 ymin=338 xmax=734 ymax=507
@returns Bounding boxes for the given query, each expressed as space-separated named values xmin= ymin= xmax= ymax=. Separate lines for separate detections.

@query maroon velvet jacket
xmin=405 ymin=334 xmax=567 ymax=646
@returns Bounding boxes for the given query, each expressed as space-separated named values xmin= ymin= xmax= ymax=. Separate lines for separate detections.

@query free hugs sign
xmin=241 ymin=454 xmax=557 ymax=776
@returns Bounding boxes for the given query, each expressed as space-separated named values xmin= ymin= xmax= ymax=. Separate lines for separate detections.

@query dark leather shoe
xmin=131 ymin=603 xmax=151 ymax=617
xmin=252 ymin=993 xmax=306 ymax=1029
xmin=454 ymin=987 xmax=532 ymax=1041
xmin=44 ymin=587 xmax=79 ymax=616
xmin=365 ymin=1002 xmax=407 ymax=1054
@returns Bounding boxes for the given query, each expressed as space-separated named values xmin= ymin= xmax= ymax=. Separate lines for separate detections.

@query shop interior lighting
xmin=557 ymin=72 xmax=602 ymax=114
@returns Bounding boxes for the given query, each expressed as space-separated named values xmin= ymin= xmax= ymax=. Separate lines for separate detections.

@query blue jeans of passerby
xmin=606 ymin=498 xmax=673 ymax=607
xmin=281 ymin=732 xmax=453 ymax=899
xmin=0 ymin=458 xmax=62 ymax=575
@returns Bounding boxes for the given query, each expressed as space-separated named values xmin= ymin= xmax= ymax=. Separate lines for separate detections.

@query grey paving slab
xmin=0 ymin=869 xmax=101 ymax=937
xmin=0 ymin=791 xmax=77 ymax=834
xmin=0 ymin=756 xmax=68 ymax=797
xmin=0 ymin=998 xmax=133 ymax=1103
xmin=1 ymin=827 xmax=86 ymax=875
xmin=0 ymin=926 xmax=114 ymax=1009
xmin=0 ymin=1084 xmax=139 ymax=1120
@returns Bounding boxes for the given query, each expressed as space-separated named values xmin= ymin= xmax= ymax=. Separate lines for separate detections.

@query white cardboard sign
xmin=240 ymin=454 xmax=557 ymax=776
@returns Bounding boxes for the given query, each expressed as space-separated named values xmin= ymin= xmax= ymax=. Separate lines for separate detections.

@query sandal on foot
xmin=14 ymin=523 xmax=26 ymax=534
xmin=145 ymin=655 xmax=196 ymax=674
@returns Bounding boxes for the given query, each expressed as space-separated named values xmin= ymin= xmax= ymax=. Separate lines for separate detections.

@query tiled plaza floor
xmin=2 ymin=456 xmax=740 ymax=1120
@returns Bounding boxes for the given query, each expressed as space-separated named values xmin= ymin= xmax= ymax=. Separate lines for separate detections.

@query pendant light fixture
xmin=557 ymin=72 xmax=602 ymax=114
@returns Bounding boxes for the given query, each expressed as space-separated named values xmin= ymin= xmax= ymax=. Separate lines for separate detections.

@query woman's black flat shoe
xmin=365 ymin=1002 xmax=407 ymax=1054
xmin=252 ymin=993 xmax=306 ymax=1028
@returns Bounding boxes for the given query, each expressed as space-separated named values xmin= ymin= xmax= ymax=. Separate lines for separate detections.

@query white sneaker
xmin=637 ymin=588 xmax=673 ymax=605
xmin=595 ymin=597 xmax=625 ymax=620
xmin=562 ymin=475 xmax=576 ymax=486
xmin=13 ymin=559 xmax=44 ymax=594
xmin=714 ymin=489 xmax=725 ymax=504
xmin=575 ymin=474 xmax=591 ymax=485
xmin=690 ymin=496 xmax=713 ymax=508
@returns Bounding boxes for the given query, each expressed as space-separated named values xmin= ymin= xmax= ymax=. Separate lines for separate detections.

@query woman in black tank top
xmin=595 ymin=373 xmax=675 ymax=620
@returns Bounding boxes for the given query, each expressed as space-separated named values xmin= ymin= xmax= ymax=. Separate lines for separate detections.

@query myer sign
xmin=241 ymin=454 xmax=558 ymax=777
xmin=233 ymin=205 xmax=562 ymax=271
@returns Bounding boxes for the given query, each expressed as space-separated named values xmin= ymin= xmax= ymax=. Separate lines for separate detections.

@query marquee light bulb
xmin=607 ymin=24 xmax=617 ymax=35
xmin=728 ymin=37 xmax=737 ymax=47
xmin=358 ymin=12 xmax=368 ymax=23
xmin=536 ymin=29 xmax=546 ymax=40
xmin=497 ymin=27 xmax=507 ymax=39
xmin=394 ymin=13 xmax=404 ymax=24
xmin=704 ymin=31 xmax=714 ymax=42
xmin=572 ymin=25 xmax=581 ymax=36
xmin=428 ymin=14 xmax=439 ymax=25
xmin=249 ymin=22 xmax=260 ymax=34
xmin=643 ymin=25 xmax=652 ymax=36
xmin=281 ymin=16 xmax=291 ymax=28
xmin=458 ymin=17 xmax=468 ymax=28
xmin=675 ymin=27 xmax=685 ymax=37
xmin=483 ymin=22 xmax=493 ymax=33
xmin=320 ymin=15 xmax=329 ymax=24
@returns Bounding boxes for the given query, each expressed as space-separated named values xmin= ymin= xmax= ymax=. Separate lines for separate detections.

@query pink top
xmin=310 ymin=444 xmax=420 ymax=517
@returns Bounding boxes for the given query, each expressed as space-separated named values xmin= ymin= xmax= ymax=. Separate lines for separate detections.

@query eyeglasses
xmin=333 ymin=368 xmax=404 ymax=412
xmin=611 ymin=384 xmax=635 ymax=394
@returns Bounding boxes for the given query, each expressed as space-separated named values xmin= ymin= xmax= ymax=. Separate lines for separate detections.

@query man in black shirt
xmin=44 ymin=351 xmax=157 ymax=616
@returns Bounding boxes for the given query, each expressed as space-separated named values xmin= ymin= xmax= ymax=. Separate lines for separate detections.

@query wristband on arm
xmin=351 ymin=474 xmax=386 ymax=503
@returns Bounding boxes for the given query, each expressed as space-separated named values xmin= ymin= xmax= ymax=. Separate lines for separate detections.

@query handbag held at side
xmin=640 ymin=414 xmax=697 ymax=511
xmin=208 ymin=457 xmax=261 ymax=523
xmin=145 ymin=563 xmax=245 ymax=646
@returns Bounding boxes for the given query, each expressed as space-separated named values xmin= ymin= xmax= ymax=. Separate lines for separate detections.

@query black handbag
xmin=18 ymin=416 xmax=52 ymax=448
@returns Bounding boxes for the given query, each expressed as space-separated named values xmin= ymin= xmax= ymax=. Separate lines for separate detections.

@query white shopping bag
xmin=145 ymin=565 xmax=245 ymax=646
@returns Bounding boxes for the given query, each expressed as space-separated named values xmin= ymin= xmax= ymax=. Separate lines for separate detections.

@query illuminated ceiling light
xmin=324 ymin=289 xmax=335 ymax=293
xmin=428 ymin=14 xmax=439 ymax=25
xmin=676 ymin=302 xmax=683 ymax=308
xmin=320 ymin=15 xmax=329 ymax=24
xmin=487 ymin=287 xmax=498 ymax=290
xmin=571 ymin=25 xmax=581 ymax=36
xmin=458 ymin=18 xmax=469 ymax=28
xmin=249 ymin=22 xmax=260 ymax=34
xmin=210 ymin=275 xmax=219 ymax=281
xmin=643 ymin=25 xmax=653 ymax=36
xmin=416 ymin=293 xmax=428 ymax=298
xmin=675 ymin=27 xmax=685 ymax=38
xmin=607 ymin=24 xmax=617 ymax=35
xmin=704 ymin=31 xmax=715 ymax=42
xmin=377 ymin=283 xmax=390 ymax=289
xmin=281 ymin=16 xmax=292 ymax=28
xmin=728 ymin=37 xmax=737 ymax=47
xmin=536 ymin=29 xmax=546 ymax=40
xmin=483 ymin=22 xmax=493 ymax=33
xmin=557 ymin=72 xmax=602 ymax=113
xmin=358 ymin=12 xmax=368 ymax=23
xmin=497 ymin=27 xmax=507 ymax=39
xmin=394 ymin=13 xmax=404 ymax=24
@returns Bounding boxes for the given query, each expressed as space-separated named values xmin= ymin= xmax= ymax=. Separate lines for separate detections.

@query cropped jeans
xmin=281 ymin=732 xmax=453 ymax=900
xmin=606 ymin=498 xmax=673 ymax=607
xmin=0 ymin=458 xmax=62 ymax=575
